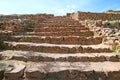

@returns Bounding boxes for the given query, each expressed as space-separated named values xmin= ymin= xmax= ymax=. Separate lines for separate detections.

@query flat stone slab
xmin=1 ymin=50 xmax=29 ymax=62
xmin=25 ymin=62 xmax=120 ymax=80
xmin=0 ymin=50 xmax=119 ymax=62
xmin=25 ymin=62 xmax=120 ymax=72
xmin=0 ymin=60 xmax=26 ymax=79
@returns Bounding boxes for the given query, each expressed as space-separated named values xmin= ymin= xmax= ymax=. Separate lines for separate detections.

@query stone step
xmin=0 ymin=50 xmax=119 ymax=62
xmin=24 ymin=31 xmax=94 ymax=37
xmin=1 ymin=60 xmax=120 ymax=80
xmin=34 ymin=26 xmax=88 ymax=30
xmin=37 ymin=23 xmax=85 ymax=28
xmin=34 ymin=27 xmax=89 ymax=32
xmin=25 ymin=62 xmax=120 ymax=80
xmin=4 ymin=42 xmax=112 ymax=53
xmin=38 ymin=20 xmax=82 ymax=24
xmin=40 ymin=19 xmax=80 ymax=21
xmin=38 ymin=24 xmax=84 ymax=27
xmin=44 ymin=20 xmax=80 ymax=23
xmin=9 ymin=36 xmax=102 ymax=45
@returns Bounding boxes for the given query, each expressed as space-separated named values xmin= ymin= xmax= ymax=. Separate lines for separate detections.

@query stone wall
xmin=0 ymin=14 xmax=54 ymax=33
xmin=68 ymin=11 xmax=120 ymax=20
xmin=80 ymin=19 xmax=120 ymax=52
xmin=105 ymin=10 xmax=120 ymax=14
xmin=0 ymin=14 xmax=54 ymax=22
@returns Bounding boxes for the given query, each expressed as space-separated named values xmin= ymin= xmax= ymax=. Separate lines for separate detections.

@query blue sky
xmin=0 ymin=0 xmax=120 ymax=15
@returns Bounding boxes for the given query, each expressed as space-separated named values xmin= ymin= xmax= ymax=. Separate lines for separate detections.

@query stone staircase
xmin=0 ymin=16 xmax=120 ymax=80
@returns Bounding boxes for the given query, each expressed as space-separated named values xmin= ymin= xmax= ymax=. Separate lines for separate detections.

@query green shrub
xmin=112 ymin=45 xmax=119 ymax=53
xmin=102 ymin=20 xmax=116 ymax=26
xmin=27 ymin=21 xmax=36 ymax=28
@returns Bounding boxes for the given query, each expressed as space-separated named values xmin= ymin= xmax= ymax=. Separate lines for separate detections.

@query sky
xmin=0 ymin=0 xmax=120 ymax=15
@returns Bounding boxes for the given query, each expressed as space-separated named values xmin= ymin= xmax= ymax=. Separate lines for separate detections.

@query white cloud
xmin=66 ymin=5 xmax=76 ymax=9
xmin=57 ymin=9 xmax=66 ymax=14
xmin=55 ymin=4 xmax=77 ymax=15
xmin=54 ymin=0 xmax=95 ymax=15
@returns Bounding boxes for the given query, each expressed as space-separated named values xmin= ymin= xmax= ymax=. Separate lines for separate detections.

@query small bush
xmin=27 ymin=21 xmax=36 ymax=28
xmin=112 ymin=45 xmax=119 ymax=53
xmin=102 ymin=20 xmax=116 ymax=27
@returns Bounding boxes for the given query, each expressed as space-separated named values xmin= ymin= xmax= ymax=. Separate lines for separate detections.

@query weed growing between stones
xmin=0 ymin=42 xmax=6 ymax=50
xmin=38 ymin=46 xmax=44 ymax=52
xmin=20 ymin=37 xmax=32 ymax=42
xmin=21 ymin=62 xmax=27 ymax=66
xmin=20 ymin=28 xmax=27 ymax=33
xmin=85 ymin=32 xmax=89 ymax=37
xmin=67 ymin=48 xmax=75 ymax=53
xmin=68 ymin=48 xmax=72 ymax=53
xmin=64 ymin=33 xmax=68 ymax=36
xmin=0 ymin=62 xmax=6 ymax=67
xmin=0 ymin=44 xmax=5 ymax=50
xmin=43 ymin=77 xmax=60 ymax=80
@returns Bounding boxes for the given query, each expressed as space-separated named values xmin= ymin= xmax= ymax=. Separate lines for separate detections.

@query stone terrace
xmin=0 ymin=13 xmax=120 ymax=80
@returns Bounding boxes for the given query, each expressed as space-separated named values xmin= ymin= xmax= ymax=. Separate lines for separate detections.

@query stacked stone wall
xmin=68 ymin=12 xmax=120 ymax=20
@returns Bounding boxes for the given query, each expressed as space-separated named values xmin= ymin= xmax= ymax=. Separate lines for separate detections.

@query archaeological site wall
xmin=0 ymin=14 xmax=54 ymax=21
xmin=67 ymin=11 xmax=120 ymax=20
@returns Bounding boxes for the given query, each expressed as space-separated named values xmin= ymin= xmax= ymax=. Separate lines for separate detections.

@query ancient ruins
xmin=0 ymin=11 xmax=120 ymax=80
